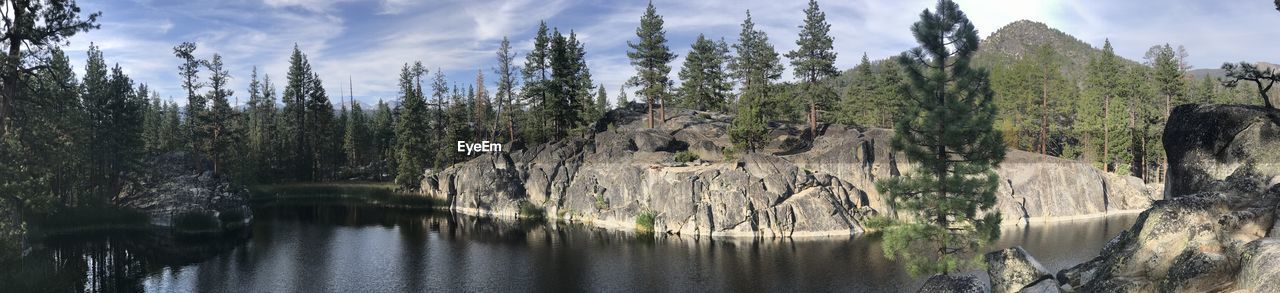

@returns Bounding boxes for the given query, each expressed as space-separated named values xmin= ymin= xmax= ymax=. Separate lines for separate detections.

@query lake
xmin=2 ymin=201 xmax=1138 ymax=292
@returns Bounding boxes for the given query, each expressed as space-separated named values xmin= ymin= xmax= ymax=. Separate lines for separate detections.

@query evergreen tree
xmin=343 ymin=95 xmax=368 ymax=168
xmin=522 ymin=22 xmax=552 ymax=142
xmin=1221 ymin=61 xmax=1279 ymax=109
xmin=83 ymin=48 xmax=145 ymax=201
xmin=677 ymin=35 xmax=733 ymax=111
xmin=728 ymin=11 xmax=782 ymax=151
xmin=872 ymin=0 xmax=1005 ymax=276
xmin=473 ymin=70 xmax=490 ymax=140
xmin=173 ymin=42 xmax=205 ymax=157
xmin=371 ymin=99 xmax=395 ymax=169
xmin=786 ymin=0 xmax=838 ymax=135
xmin=245 ymin=67 xmax=278 ymax=180
xmin=626 ymin=1 xmax=676 ymax=128
xmin=395 ymin=64 xmax=432 ymax=186
xmin=6 ymin=47 xmax=86 ymax=209
xmin=282 ymin=45 xmax=312 ymax=180
xmin=204 ymin=53 xmax=236 ymax=175
xmin=729 ymin=11 xmax=785 ymax=120
xmin=305 ymin=73 xmax=335 ymax=180
xmin=1080 ymin=40 xmax=1125 ymax=172
xmin=493 ymin=36 xmax=520 ymax=143
xmin=595 ymin=84 xmax=609 ymax=116
xmin=142 ymin=86 xmax=165 ymax=153
xmin=1144 ymin=44 xmax=1183 ymax=181
xmin=0 ymin=0 xmax=99 ymax=136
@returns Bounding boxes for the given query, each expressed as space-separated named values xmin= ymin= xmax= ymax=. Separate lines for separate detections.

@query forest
xmin=2 ymin=0 xmax=1278 ymax=254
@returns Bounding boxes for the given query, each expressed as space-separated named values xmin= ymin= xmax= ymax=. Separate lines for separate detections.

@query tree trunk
xmin=0 ymin=0 xmax=26 ymax=136
xmin=659 ymin=94 xmax=666 ymax=123
xmin=1040 ymin=68 xmax=1048 ymax=155
xmin=1103 ymin=95 xmax=1110 ymax=172
xmin=809 ymin=99 xmax=817 ymax=137
xmin=647 ymin=97 xmax=654 ymax=128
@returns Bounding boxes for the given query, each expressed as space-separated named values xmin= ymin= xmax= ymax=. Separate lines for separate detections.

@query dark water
xmin=2 ymin=202 xmax=1137 ymax=292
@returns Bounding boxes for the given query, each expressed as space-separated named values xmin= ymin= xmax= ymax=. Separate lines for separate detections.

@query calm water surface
xmin=3 ymin=201 xmax=1137 ymax=292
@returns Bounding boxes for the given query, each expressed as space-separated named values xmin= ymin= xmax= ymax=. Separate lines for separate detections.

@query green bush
xmin=173 ymin=211 xmax=219 ymax=232
xmin=594 ymin=194 xmax=608 ymax=210
xmin=635 ymin=210 xmax=657 ymax=232
xmin=722 ymin=146 xmax=738 ymax=161
xmin=519 ymin=201 xmax=545 ymax=220
xmin=674 ymin=151 xmax=699 ymax=163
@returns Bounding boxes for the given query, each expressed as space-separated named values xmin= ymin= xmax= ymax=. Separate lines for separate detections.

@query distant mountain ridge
xmin=971 ymin=20 xmax=1137 ymax=82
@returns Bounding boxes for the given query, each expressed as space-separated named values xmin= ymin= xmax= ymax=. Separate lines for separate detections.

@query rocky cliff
xmin=115 ymin=152 xmax=252 ymax=229
xmin=420 ymin=104 xmax=1157 ymax=237
xmin=986 ymin=104 xmax=1280 ymax=292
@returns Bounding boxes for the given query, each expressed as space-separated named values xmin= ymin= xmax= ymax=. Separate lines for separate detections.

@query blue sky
xmin=65 ymin=0 xmax=1280 ymax=108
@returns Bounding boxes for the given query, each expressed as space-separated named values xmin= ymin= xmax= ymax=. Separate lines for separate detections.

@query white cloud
xmin=64 ymin=0 xmax=1280 ymax=107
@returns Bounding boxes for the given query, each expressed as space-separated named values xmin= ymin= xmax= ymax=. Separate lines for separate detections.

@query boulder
xmin=115 ymin=152 xmax=252 ymax=228
xmin=1164 ymin=104 xmax=1280 ymax=198
xmin=1016 ymin=279 xmax=1061 ymax=293
xmin=986 ymin=246 xmax=1053 ymax=293
xmin=1235 ymin=238 xmax=1280 ymax=292
xmin=632 ymin=129 xmax=674 ymax=152
xmin=917 ymin=274 xmax=984 ymax=293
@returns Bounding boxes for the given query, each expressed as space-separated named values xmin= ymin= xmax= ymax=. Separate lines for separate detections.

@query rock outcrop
xmin=1001 ymin=104 xmax=1280 ymax=293
xmin=421 ymin=103 xmax=1157 ymax=237
xmin=917 ymin=274 xmax=985 ymax=293
xmin=986 ymin=246 xmax=1053 ymax=293
xmin=1164 ymin=104 xmax=1280 ymax=198
xmin=115 ymin=152 xmax=252 ymax=228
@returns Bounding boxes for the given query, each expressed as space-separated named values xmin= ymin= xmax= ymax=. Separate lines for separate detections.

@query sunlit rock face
xmin=421 ymin=103 xmax=1158 ymax=237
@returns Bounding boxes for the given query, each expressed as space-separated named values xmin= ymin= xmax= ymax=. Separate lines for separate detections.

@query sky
xmin=64 ymin=0 xmax=1280 ymax=108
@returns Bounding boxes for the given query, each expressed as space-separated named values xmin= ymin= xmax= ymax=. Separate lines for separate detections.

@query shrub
xmin=519 ymin=201 xmax=545 ymax=220
xmin=635 ymin=210 xmax=657 ymax=232
xmin=722 ymin=146 xmax=738 ymax=161
xmin=594 ymin=194 xmax=608 ymax=210
xmin=674 ymin=151 xmax=699 ymax=163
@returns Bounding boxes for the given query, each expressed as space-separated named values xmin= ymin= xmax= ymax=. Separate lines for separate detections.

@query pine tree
xmin=282 ymin=45 xmax=312 ymax=180
xmin=595 ymin=84 xmax=609 ymax=116
xmin=786 ymin=0 xmax=838 ymax=135
xmin=1221 ymin=62 xmax=1279 ymax=109
xmin=204 ymin=53 xmax=236 ymax=175
xmin=0 ymin=0 xmax=100 ymax=136
xmin=678 ymin=34 xmax=733 ymax=111
xmin=872 ymin=0 xmax=1005 ymax=276
xmin=473 ymin=70 xmax=490 ymax=140
xmin=371 ymin=99 xmax=395 ymax=168
xmin=6 ymin=47 xmax=87 ymax=209
xmin=627 ymin=1 xmax=676 ymax=128
xmin=343 ymin=92 xmax=368 ymax=168
xmin=728 ymin=11 xmax=782 ymax=152
xmin=1144 ymin=44 xmax=1183 ymax=182
xmin=729 ymin=11 xmax=784 ymax=121
xmin=173 ymin=42 xmax=205 ymax=158
xmin=305 ymin=73 xmax=334 ymax=180
xmin=1080 ymin=40 xmax=1124 ymax=172
xmin=395 ymin=64 xmax=432 ymax=186
xmin=245 ymin=67 xmax=268 ymax=179
xmin=522 ymin=22 xmax=552 ymax=142
xmin=493 ymin=36 xmax=520 ymax=143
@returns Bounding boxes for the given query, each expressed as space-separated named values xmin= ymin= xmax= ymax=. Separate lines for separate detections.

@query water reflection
xmin=0 ymin=202 xmax=1138 ymax=293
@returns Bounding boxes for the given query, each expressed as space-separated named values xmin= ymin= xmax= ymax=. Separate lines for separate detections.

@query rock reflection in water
xmin=0 ymin=203 xmax=1138 ymax=292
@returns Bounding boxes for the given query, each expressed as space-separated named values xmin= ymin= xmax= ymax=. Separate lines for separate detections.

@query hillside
xmin=971 ymin=19 xmax=1141 ymax=82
